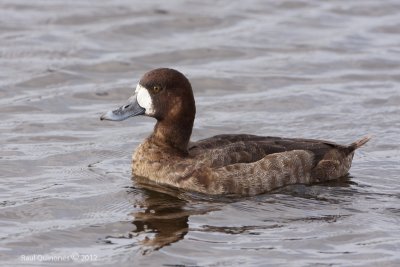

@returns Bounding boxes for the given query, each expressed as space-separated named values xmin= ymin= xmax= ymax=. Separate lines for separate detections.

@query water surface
xmin=1 ymin=0 xmax=400 ymax=266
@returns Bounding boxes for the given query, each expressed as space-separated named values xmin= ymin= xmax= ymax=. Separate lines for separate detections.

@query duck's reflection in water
xmin=124 ymin=178 xmax=218 ymax=254
xmin=116 ymin=175 xmax=355 ymax=254
xmin=132 ymin=189 xmax=189 ymax=251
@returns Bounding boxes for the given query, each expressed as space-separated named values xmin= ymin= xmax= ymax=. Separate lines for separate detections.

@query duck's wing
xmin=184 ymin=135 xmax=370 ymax=195
xmin=188 ymin=134 xmax=349 ymax=168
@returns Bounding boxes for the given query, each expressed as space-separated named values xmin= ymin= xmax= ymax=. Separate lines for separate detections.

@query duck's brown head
xmin=101 ymin=68 xmax=196 ymax=153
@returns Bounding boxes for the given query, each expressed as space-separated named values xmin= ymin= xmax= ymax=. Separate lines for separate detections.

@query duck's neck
xmin=150 ymin=116 xmax=194 ymax=154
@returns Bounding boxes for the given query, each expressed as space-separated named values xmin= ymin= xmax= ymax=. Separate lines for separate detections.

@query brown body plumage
xmin=101 ymin=68 xmax=371 ymax=196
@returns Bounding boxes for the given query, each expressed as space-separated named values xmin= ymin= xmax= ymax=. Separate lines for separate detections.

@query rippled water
xmin=1 ymin=0 xmax=400 ymax=266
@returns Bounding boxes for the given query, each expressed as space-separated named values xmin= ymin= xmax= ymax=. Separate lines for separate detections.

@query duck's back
xmin=189 ymin=134 xmax=352 ymax=168
xmin=183 ymin=134 xmax=370 ymax=195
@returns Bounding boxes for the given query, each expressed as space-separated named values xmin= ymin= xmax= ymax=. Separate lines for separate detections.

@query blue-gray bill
xmin=100 ymin=95 xmax=145 ymax=121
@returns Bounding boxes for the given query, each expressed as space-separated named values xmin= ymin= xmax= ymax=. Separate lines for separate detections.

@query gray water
xmin=1 ymin=0 xmax=400 ymax=266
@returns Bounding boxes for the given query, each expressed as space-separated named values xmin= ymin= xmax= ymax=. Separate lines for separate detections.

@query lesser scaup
xmin=101 ymin=68 xmax=370 ymax=196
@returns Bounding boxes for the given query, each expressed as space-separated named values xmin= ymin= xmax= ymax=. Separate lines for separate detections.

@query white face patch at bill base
xmin=135 ymin=84 xmax=154 ymax=115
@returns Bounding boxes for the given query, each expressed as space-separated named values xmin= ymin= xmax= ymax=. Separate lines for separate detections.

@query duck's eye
xmin=151 ymin=85 xmax=162 ymax=94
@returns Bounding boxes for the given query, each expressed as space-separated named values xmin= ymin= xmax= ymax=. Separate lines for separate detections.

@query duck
xmin=100 ymin=68 xmax=370 ymax=196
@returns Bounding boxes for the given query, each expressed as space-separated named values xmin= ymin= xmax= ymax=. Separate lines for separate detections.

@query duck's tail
xmin=348 ymin=135 xmax=372 ymax=152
